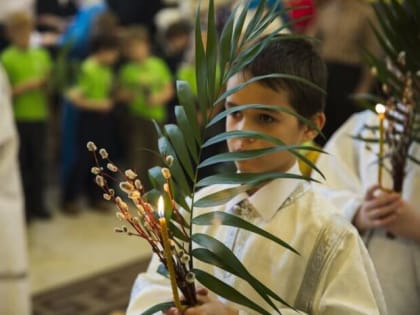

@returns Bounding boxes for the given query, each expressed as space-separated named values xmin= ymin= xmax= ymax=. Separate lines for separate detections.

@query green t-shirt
xmin=118 ymin=57 xmax=171 ymax=122
xmin=72 ymin=57 xmax=114 ymax=109
xmin=1 ymin=46 xmax=52 ymax=121
xmin=176 ymin=62 xmax=220 ymax=96
xmin=177 ymin=64 xmax=197 ymax=95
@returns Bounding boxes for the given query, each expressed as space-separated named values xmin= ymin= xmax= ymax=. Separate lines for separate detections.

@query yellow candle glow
xmin=158 ymin=196 xmax=182 ymax=310
xmin=375 ymin=103 xmax=386 ymax=187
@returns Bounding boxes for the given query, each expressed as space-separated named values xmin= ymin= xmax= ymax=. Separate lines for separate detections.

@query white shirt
xmin=314 ymin=110 xmax=420 ymax=315
xmin=127 ymin=163 xmax=386 ymax=315
xmin=0 ymin=64 xmax=30 ymax=315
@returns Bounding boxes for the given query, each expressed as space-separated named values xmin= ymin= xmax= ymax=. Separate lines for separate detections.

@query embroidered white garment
xmin=314 ymin=110 xmax=420 ymax=315
xmin=0 ymin=64 xmax=30 ymax=315
xmin=127 ymin=163 xmax=387 ymax=315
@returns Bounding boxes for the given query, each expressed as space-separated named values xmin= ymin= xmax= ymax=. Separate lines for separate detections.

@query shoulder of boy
xmin=0 ymin=47 xmax=14 ymax=64
xmin=148 ymin=56 xmax=170 ymax=69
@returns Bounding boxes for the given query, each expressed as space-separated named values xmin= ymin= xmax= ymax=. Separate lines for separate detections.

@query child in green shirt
xmin=1 ymin=11 xmax=52 ymax=222
xmin=62 ymin=33 xmax=119 ymax=214
xmin=117 ymin=26 xmax=173 ymax=188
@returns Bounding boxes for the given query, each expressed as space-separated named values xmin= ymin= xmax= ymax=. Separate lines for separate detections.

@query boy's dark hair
xmin=164 ymin=20 xmax=192 ymax=40
xmin=89 ymin=33 xmax=119 ymax=54
xmin=244 ymin=37 xmax=327 ymax=118
xmin=124 ymin=25 xmax=150 ymax=44
xmin=5 ymin=11 xmax=33 ymax=31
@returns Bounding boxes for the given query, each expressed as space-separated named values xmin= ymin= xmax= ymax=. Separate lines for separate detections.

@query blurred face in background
xmin=96 ymin=48 xmax=119 ymax=66
xmin=6 ymin=13 xmax=33 ymax=50
xmin=126 ymin=39 xmax=150 ymax=62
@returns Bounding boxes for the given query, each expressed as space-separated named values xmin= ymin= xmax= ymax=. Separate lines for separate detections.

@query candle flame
xmin=158 ymin=196 xmax=165 ymax=218
xmin=375 ymin=103 xmax=386 ymax=114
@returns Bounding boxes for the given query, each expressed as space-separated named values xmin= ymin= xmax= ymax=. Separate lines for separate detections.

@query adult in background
xmin=308 ymin=0 xmax=381 ymax=146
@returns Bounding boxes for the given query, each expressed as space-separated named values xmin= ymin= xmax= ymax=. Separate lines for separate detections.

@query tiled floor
xmin=28 ymin=204 xmax=152 ymax=294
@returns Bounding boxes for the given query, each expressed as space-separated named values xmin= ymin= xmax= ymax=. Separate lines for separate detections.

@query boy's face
xmin=127 ymin=40 xmax=150 ymax=61
xmin=98 ymin=49 xmax=119 ymax=65
xmin=8 ymin=25 xmax=31 ymax=49
xmin=167 ymin=34 xmax=189 ymax=54
xmin=225 ymin=72 xmax=316 ymax=174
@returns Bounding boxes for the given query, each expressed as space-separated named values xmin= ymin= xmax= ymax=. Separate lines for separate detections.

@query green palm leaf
xmin=193 ymin=214 xmax=299 ymax=255
xmin=192 ymin=236 xmax=296 ymax=311
xmin=140 ymin=301 xmax=175 ymax=315
xmin=164 ymin=124 xmax=195 ymax=180
xmin=158 ymin=136 xmax=191 ymax=195
xmin=199 ymin=146 xmax=316 ymax=168
xmin=193 ymin=185 xmax=251 ymax=207
xmin=193 ymin=268 xmax=272 ymax=315
xmin=174 ymin=105 xmax=199 ymax=162
xmin=176 ymin=81 xmax=201 ymax=143
xmin=207 ymin=103 xmax=323 ymax=134
xmin=206 ymin=0 xmax=218 ymax=103
xmin=215 ymin=73 xmax=325 ymax=105
xmin=196 ymin=172 xmax=315 ymax=187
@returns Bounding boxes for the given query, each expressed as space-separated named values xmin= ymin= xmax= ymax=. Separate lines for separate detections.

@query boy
xmin=117 ymin=26 xmax=173 ymax=187
xmin=314 ymin=110 xmax=420 ymax=315
xmin=127 ymin=38 xmax=387 ymax=314
xmin=1 ymin=11 xmax=52 ymax=222
xmin=62 ymin=33 xmax=119 ymax=214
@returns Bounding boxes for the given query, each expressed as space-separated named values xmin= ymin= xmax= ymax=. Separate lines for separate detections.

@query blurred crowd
xmin=2 ymin=0 xmax=354 ymax=222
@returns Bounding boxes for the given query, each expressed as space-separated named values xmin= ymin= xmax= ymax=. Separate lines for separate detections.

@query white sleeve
xmin=238 ymin=230 xmax=387 ymax=315
xmin=126 ymin=254 xmax=175 ymax=315
xmin=315 ymin=228 xmax=387 ymax=315
xmin=314 ymin=114 xmax=366 ymax=220
xmin=0 ymin=64 xmax=30 ymax=315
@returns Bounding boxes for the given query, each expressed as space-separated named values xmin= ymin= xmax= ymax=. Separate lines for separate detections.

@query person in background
xmin=286 ymin=0 xmax=316 ymax=34
xmin=155 ymin=15 xmax=192 ymax=124
xmin=62 ymin=33 xmax=119 ymax=214
xmin=126 ymin=36 xmax=386 ymax=315
xmin=106 ymin=0 xmax=164 ymax=35
xmin=0 ymin=61 xmax=31 ymax=315
xmin=0 ymin=0 xmax=35 ymax=52
xmin=58 ymin=7 xmax=120 ymax=210
xmin=117 ymin=26 xmax=173 ymax=189
xmin=156 ymin=17 xmax=192 ymax=76
xmin=307 ymin=0 xmax=381 ymax=145
xmin=1 ymin=11 xmax=53 ymax=222
xmin=314 ymin=110 xmax=420 ymax=315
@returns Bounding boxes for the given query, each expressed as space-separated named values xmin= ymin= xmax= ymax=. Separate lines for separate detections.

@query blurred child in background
xmin=1 ymin=11 xmax=53 ymax=222
xmin=117 ymin=26 xmax=173 ymax=188
xmin=62 ymin=33 xmax=119 ymax=214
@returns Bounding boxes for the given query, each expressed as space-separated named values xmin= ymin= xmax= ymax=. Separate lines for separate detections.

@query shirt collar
xmin=249 ymin=163 xmax=302 ymax=221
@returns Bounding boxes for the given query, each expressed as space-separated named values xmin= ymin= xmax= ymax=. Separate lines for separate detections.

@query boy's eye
xmin=229 ymin=110 xmax=242 ymax=119
xmin=258 ymin=113 xmax=275 ymax=123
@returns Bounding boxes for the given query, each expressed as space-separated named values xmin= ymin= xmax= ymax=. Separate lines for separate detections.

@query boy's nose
xmin=235 ymin=116 xmax=251 ymax=131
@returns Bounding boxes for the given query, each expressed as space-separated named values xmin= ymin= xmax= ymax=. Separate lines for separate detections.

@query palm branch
xmin=354 ymin=0 xmax=420 ymax=192
xmin=88 ymin=0 xmax=325 ymax=314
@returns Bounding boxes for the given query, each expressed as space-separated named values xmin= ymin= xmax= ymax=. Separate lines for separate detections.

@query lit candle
xmin=158 ymin=196 xmax=182 ymax=310
xmin=375 ymin=103 xmax=386 ymax=188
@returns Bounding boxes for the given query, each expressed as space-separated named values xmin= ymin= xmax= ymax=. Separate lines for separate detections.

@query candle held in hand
xmin=158 ymin=196 xmax=182 ymax=310
xmin=375 ymin=103 xmax=386 ymax=188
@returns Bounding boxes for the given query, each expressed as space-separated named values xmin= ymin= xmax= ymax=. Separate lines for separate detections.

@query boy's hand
xmin=354 ymin=185 xmax=401 ymax=232
xmin=13 ymin=78 xmax=45 ymax=96
xmin=166 ymin=288 xmax=238 ymax=315
xmin=24 ymin=78 xmax=45 ymax=90
xmin=384 ymin=200 xmax=420 ymax=242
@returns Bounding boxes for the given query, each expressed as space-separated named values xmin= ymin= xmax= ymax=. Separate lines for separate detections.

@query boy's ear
xmin=303 ymin=112 xmax=326 ymax=142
